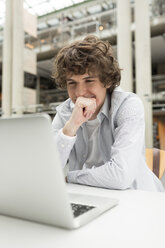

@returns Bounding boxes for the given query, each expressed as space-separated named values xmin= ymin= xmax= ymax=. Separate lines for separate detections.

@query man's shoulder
xmin=56 ymin=98 xmax=73 ymax=113
xmin=110 ymin=87 xmax=142 ymax=115
xmin=55 ymin=98 xmax=74 ymax=123
xmin=112 ymin=87 xmax=137 ymax=98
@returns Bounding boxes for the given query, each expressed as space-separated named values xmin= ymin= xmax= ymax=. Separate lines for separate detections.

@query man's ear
xmin=105 ymin=83 xmax=111 ymax=89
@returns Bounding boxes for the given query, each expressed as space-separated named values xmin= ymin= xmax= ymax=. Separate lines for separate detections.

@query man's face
xmin=66 ymin=73 xmax=110 ymax=118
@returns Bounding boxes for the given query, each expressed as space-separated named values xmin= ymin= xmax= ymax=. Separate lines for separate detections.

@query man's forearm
xmin=62 ymin=120 xmax=79 ymax=137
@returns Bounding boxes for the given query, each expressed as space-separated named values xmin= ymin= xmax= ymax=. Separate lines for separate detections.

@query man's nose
xmin=75 ymin=84 xmax=87 ymax=97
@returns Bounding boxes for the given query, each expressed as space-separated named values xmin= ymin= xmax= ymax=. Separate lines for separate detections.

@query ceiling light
xmin=26 ymin=43 xmax=34 ymax=49
xmin=99 ymin=25 xmax=104 ymax=31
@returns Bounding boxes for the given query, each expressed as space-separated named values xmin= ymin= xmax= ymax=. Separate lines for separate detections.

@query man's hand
xmin=62 ymin=97 xmax=96 ymax=137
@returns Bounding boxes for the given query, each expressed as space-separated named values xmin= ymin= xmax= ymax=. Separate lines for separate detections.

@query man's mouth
xmin=81 ymin=96 xmax=96 ymax=99
xmin=74 ymin=96 xmax=96 ymax=101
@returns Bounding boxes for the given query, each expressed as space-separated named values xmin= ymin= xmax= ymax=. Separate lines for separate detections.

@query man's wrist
xmin=62 ymin=121 xmax=79 ymax=137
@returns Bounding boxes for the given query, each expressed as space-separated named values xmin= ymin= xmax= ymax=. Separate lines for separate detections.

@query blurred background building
xmin=0 ymin=0 xmax=165 ymax=149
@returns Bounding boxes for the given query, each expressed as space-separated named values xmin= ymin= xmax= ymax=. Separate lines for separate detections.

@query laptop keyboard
xmin=71 ymin=203 xmax=95 ymax=218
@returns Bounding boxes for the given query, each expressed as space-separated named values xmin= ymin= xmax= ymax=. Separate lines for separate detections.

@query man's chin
xmin=89 ymin=112 xmax=97 ymax=120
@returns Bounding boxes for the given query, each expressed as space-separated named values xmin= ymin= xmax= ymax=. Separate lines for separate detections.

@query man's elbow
xmin=108 ymin=172 xmax=134 ymax=190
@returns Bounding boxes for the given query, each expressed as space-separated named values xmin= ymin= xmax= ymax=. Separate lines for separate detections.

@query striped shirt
xmin=52 ymin=88 xmax=165 ymax=192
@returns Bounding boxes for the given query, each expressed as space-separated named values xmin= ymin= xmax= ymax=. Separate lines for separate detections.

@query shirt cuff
xmin=67 ymin=170 xmax=79 ymax=183
xmin=58 ymin=129 xmax=77 ymax=152
xmin=57 ymin=128 xmax=77 ymax=149
xmin=60 ymin=128 xmax=77 ymax=140
xmin=56 ymin=129 xmax=77 ymax=168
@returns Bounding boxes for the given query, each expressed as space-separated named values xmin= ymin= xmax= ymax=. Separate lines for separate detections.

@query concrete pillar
xmin=117 ymin=0 xmax=132 ymax=92
xmin=2 ymin=0 xmax=13 ymax=117
xmin=135 ymin=0 xmax=153 ymax=148
xmin=12 ymin=0 xmax=24 ymax=115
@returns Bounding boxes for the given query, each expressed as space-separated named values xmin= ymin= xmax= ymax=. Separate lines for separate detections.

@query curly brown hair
xmin=52 ymin=35 xmax=121 ymax=93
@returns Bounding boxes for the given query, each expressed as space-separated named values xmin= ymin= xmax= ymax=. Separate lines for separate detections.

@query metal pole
xmin=36 ymin=76 xmax=40 ymax=104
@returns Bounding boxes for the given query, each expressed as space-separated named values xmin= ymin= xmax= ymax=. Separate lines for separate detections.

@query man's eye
xmin=86 ymin=80 xmax=93 ymax=83
xmin=67 ymin=82 xmax=76 ymax=85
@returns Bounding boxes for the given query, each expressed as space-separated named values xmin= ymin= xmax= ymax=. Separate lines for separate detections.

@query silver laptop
xmin=0 ymin=114 xmax=118 ymax=229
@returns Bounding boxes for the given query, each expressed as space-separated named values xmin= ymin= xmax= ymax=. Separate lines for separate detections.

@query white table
xmin=0 ymin=184 xmax=165 ymax=248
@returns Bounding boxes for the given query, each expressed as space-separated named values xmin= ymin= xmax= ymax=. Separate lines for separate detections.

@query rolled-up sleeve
xmin=52 ymin=112 xmax=77 ymax=168
xmin=56 ymin=129 xmax=77 ymax=168
xmin=67 ymin=96 xmax=145 ymax=190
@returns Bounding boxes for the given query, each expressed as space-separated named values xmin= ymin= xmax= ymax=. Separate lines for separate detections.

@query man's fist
xmin=62 ymin=97 xmax=97 ymax=137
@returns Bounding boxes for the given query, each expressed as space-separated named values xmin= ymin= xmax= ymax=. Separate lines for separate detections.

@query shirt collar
xmin=97 ymin=93 xmax=110 ymax=122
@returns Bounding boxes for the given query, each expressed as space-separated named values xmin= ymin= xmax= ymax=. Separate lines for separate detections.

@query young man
xmin=52 ymin=35 xmax=164 ymax=192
